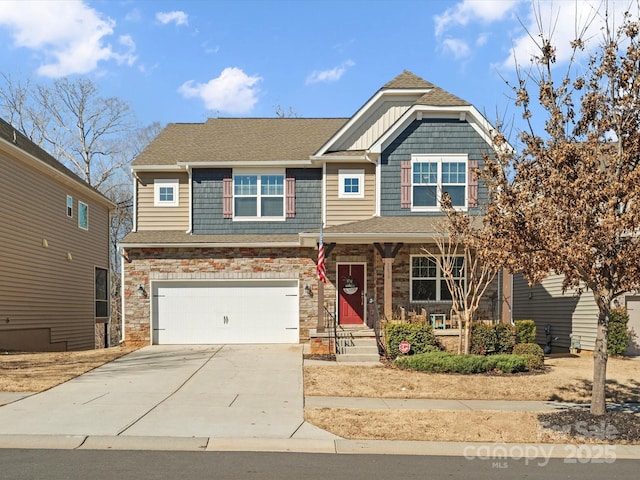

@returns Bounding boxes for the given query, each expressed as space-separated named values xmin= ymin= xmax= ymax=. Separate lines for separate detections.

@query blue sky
xmin=0 ymin=0 xmax=636 ymax=129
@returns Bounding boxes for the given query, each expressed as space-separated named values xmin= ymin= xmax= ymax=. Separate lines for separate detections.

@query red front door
xmin=338 ymin=264 xmax=365 ymax=325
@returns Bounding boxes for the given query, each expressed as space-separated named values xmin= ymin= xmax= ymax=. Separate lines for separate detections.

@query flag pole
xmin=316 ymin=224 xmax=326 ymax=333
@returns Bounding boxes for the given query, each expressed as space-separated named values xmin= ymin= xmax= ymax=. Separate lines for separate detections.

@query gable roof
xmin=133 ymin=118 xmax=348 ymax=167
xmin=381 ymin=70 xmax=436 ymax=89
xmin=0 ymin=117 xmax=114 ymax=208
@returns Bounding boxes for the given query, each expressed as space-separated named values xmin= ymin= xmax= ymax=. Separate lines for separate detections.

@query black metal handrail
xmin=367 ymin=296 xmax=385 ymax=356
xmin=324 ymin=302 xmax=337 ymax=355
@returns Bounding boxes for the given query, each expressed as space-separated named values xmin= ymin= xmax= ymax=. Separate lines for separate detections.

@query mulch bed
xmin=539 ymin=410 xmax=640 ymax=443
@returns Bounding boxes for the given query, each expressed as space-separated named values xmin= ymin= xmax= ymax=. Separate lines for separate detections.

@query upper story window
xmin=66 ymin=195 xmax=73 ymax=217
xmin=410 ymin=255 xmax=465 ymax=302
xmin=411 ymin=154 xmax=467 ymax=211
xmin=234 ymin=171 xmax=285 ymax=220
xmin=338 ymin=169 xmax=365 ymax=199
xmin=78 ymin=201 xmax=89 ymax=230
xmin=154 ymin=179 xmax=179 ymax=207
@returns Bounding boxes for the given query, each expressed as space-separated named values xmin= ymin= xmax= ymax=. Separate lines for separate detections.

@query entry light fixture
xmin=137 ymin=285 xmax=148 ymax=298
xmin=304 ymin=284 xmax=313 ymax=298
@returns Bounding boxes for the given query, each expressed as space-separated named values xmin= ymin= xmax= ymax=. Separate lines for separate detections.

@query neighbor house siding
xmin=0 ymin=148 xmax=111 ymax=351
xmin=512 ymin=273 xmax=599 ymax=351
xmin=192 ymin=167 xmax=322 ymax=234
xmin=380 ymin=119 xmax=491 ymax=216
xmin=326 ymin=162 xmax=376 ymax=226
xmin=334 ymin=98 xmax=415 ymax=151
xmin=136 ymin=171 xmax=189 ymax=231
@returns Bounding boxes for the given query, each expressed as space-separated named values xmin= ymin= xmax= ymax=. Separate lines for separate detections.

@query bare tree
xmin=425 ymin=212 xmax=505 ymax=354
xmin=483 ymin=9 xmax=640 ymax=414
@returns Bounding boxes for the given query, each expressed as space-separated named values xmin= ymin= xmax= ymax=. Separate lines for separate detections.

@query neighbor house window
xmin=154 ymin=179 xmax=179 ymax=207
xmin=410 ymin=255 xmax=465 ymax=302
xmin=66 ymin=195 xmax=73 ymax=217
xmin=338 ymin=169 xmax=365 ymax=198
xmin=412 ymin=155 xmax=467 ymax=210
xmin=234 ymin=171 xmax=284 ymax=219
xmin=95 ymin=267 xmax=109 ymax=319
xmin=78 ymin=201 xmax=89 ymax=230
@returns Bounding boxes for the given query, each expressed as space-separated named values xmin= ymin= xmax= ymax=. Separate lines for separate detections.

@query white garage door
xmin=152 ymin=280 xmax=299 ymax=344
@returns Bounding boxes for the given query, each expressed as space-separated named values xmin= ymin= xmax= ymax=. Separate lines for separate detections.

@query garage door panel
xmin=153 ymin=281 xmax=299 ymax=344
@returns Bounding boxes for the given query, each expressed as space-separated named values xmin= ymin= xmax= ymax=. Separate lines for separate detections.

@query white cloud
xmin=156 ymin=11 xmax=189 ymax=26
xmin=441 ymin=38 xmax=471 ymax=59
xmin=124 ymin=8 xmax=142 ymax=22
xmin=0 ymin=0 xmax=134 ymax=77
xmin=178 ymin=67 xmax=262 ymax=114
xmin=306 ymin=60 xmax=355 ymax=85
xmin=434 ymin=0 xmax=521 ymax=37
xmin=499 ymin=0 xmax=639 ymax=70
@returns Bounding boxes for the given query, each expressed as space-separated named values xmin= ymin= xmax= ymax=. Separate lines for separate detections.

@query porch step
xmin=335 ymin=332 xmax=380 ymax=363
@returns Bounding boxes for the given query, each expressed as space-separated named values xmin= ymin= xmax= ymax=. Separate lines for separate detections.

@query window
xmin=78 ymin=201 xmax=89 ymax=230
xmin=338 ymin=169 xmax=365 ymax=198
xmin=66 ymin=195 xmax=73 ymax=217
xmin=154 ymin=179 xmax=179 ymax=207
xmin=410 ymin=255 xmax=465 ymax=302
xmin=95 ymin=267 xmax=109 ymax=319
xmin=412 ymin=155 xmax=467 ymax=210
xmin=234 ymin=172 xmax=284 ymax=219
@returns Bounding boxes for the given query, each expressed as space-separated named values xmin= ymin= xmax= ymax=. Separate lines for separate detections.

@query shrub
xmin=385 ymin=322 xmax=439 ymax=359
xmin=395 ymin=351 xmax=530 ymax=374
xmin=513 ymin=343 xmax=545 ymax=370
xmin=515 ymin=320 xmax=536 ymax=344
xmin=470 ymin=323 xmax=516 ymax=355
xmin=608 ymin=308 xmax=631 ymax=356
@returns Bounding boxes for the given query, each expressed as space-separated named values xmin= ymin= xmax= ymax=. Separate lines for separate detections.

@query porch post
xmin=383 ymin=258 xmax=394 ymax=320
xmin=374 ymin=242 xmax=403 ymax=321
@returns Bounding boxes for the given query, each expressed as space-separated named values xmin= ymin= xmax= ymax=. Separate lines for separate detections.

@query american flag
xmin=317 ymin=225 xmax=327 ymax=283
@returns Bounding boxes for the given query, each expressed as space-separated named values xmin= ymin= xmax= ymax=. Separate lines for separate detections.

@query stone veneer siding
xmin=123 ymin=246 xmax=319 ymax=345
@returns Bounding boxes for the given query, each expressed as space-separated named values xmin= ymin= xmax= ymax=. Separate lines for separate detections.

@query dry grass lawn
xmin=0 ymin=346 xmax=137 ymax=393
xmin=304 ymin=354 xmax=640 ymax=443
xmin=304 ymin=354 xmax=640 ymax=403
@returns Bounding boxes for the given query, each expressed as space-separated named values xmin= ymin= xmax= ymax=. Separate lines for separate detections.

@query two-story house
xmin=0 ymin=118 xmax=114 ymax=352
xmin=120 ymin=71 xmax=505 ymax=351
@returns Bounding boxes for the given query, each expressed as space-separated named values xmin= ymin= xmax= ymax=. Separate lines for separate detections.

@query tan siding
xmin=0 ymin=149 xmax=111 ymax=351
xmin=513 ymin=274 xmax=599 ymax=351
xmin=334 ymin=98 xmax=415 ymax=151
xmin=136 ymin=172 xmax=189 ymax=231
xmin=326 ymin=163 xmax=376 ymax=226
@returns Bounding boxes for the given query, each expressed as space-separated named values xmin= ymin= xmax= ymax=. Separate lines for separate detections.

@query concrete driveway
xmin=0 ymin=345 xmax=313 ymax=439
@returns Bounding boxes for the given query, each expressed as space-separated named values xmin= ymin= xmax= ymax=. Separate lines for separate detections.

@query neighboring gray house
xmin=120 ymin=71 xmax=507 ymax=351
xmin=0 ymin=118 xmax=115 ymax=352
xmin=512 ymin=273 xmax=640 ymax=355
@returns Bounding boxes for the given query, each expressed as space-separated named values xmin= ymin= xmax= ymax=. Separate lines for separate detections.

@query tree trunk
xmin=591 ymin=297 xmax=610 ymax=415
xmin=463 ymin=313 xmax=472 ymax=354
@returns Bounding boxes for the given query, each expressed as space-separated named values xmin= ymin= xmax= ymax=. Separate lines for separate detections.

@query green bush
xmin=385 ymin=322 xmax=439 ymax=359
xmin=470 ymin=323 xmax=516 ymax=355
xmin=608 ymin=309 xmax=630 ymax=356
xmin=515 ymin=320 xmax=536 ymax=344
xmin=395 ymin=351 xmax=529 ymax=374
xmin=513 ymin=343 xmax=545 ymax=370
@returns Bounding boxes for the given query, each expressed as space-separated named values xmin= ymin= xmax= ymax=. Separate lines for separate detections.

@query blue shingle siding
xmin=380 ymin=119 xmax=492 ymax=216
xmin=192 ymin=168 xmax=322 ymax=234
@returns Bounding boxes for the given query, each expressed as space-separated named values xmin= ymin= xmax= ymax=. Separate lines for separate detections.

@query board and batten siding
xmin=192 ymin=167 xmax=322 ymax=234
xmin=380 ymin=119 xmax=492 ymax=216
xmin=512 ymin=273 xmax=599 ymax=351
xmin=325 ymin=163 xmax=375 ymax=226
xmin=0 ymin=149 xmax=110 ymax=351
xmin=136 ymin=171 xmax=190 ymax=231
xmin=333 ymin=98 xmax=415 ymax=151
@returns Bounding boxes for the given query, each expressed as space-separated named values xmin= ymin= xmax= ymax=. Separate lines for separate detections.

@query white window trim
xmin=154 ymin=179 xmax=179 ymax=207
xmin=233 ymin=169 xmax=286 ymax=222
xmin=78 ymin=201 xmax=89 ymax=231
xmin=411 ymin=154 xmax=468 ymax=212
xmin=410 ymin=254 xmax=466 ymax=302
xmin=338 ymin=169 xmax=365 ymax=199
xmin=66 ymin=195 xmax=73 ymax=218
